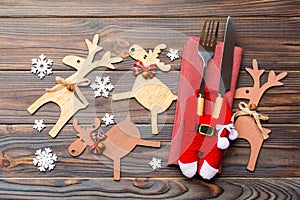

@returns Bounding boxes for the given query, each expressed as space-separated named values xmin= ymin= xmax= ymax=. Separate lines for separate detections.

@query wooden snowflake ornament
xmin=112 ymin=44 xmax=178 ymax=134
xmin=27 ymin=34 xmax=122 ymax=138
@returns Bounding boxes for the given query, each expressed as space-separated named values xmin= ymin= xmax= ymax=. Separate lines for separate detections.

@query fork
xmin=197 ymin=19 xmax=219 ymax=116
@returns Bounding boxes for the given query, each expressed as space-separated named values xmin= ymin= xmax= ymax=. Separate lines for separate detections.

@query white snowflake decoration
xmin=33 ymin=148 xmax=57 ymax=172
xmin=167 ymin=48 xmax=180 ymax=61
xmin=149 ymin=157 xmax=162 ymax=170
xmin=33 ymin=119 xmax=46 ymax=132
xmin=90 ymin=76 xmax=114 ymax=98
xmin=31 ymin=54 xmax=53 ymax=79
xmin=101 ymin=113 xmax=115 ymax=126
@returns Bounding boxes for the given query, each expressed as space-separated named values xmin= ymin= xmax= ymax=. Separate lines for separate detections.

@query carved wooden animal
xmin=112 ymin=44 xmax=178 ymax=134
xmin=234 ymin=59 xmax=287 ymax=171
xmin=68 ymin=116 xmax=161 ymax=181
xmin=27 ymin=34 xmax=122 ymax=138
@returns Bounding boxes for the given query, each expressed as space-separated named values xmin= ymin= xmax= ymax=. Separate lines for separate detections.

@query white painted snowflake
xmin=33 ymin=119 xmax=46 ymax=132
xmin=101 ymin=113 xmax=115 ymax=126
xmin=149 ymin=157 xmax=162 ymax=170
xmin=90 ymin=76 xmax=114 ymax=98
xmin=31 ymin=54 xmax=53 ymax=79
xmin=167 ymin=48 xmax=180 ymax=61
xmin=33 ymin=148 xmax=57 ymax=172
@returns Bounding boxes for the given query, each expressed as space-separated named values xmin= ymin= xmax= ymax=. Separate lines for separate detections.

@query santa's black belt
xmin=195 ymin=124 xmax=215 ymax=136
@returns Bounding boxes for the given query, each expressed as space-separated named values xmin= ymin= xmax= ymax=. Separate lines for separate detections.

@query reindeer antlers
xmin=73 ymin=118 xmax=101 ymax=134
xmin=85 ymin=34 xmax=103 ymax=53
xmin=235 ymin=59 xmax=288 ymax=108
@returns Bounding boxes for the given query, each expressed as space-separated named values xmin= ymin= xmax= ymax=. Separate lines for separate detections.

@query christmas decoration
xmin=168 ymin=36 xmax=243 ymax=180
xmin=167 ymin=48 xmax=180 ymax=61
xmin=33 ymin=119 xmax=46 ymax=132
xmin=101 ymin=113 xmax=115 ymax=126
xmin=31 ymin=54 xmax=53 ymax=79
xmin=90 ymin=75 xmax=114 ymax=98
xmin=112 ymin=44 xmax=177 ymax=134
xmin=33 ymin=147 xmax=57 ymax=172
xmin=27 ymin=34 xmax=122 ymax=138
xmin=233 ymin=59 xmax=287 ymax=171
xmin=149 ymin=157 xmax=162 ymax=170
xmin=68 ymin=116 xmax=161 ymax=181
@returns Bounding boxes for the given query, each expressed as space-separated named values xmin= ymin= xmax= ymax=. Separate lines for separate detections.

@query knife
xmin=212 ymin=16 xmax=236 ymax=118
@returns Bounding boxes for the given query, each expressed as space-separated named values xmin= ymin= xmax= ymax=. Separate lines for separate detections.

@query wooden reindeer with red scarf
xmin=27 ymin=34 xmax=122 ymax=138
xmin=112 ymin=44 xmax=178 ymax=134
xmin=232 ymin=59 xmax=287 ymax=171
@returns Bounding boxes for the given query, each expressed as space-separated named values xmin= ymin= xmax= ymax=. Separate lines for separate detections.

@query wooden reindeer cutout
xmin=233 ymin=59 xmax=287 ymax=171
xmin=112 ymin=44 xmax=178 ymax=134
xmin=68 ymin=116 xmax=161 ymax=181
xmin=27 ymin=34 xmax=122 ymax=138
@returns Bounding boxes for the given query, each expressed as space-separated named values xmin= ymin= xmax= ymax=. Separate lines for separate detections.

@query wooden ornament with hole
xmin=27 ymin=34 xmax=122 ymax=138
xmin=234 ymin=59 xmax=287 ymax=171
xmin=68 ymin=116 xmax=161 ymax=181
xmin=112 ymin=44 xmax=177 ymax=134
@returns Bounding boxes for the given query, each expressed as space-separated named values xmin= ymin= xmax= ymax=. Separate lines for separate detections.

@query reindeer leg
xmin=136 ymin=138 xmax=161 ymax=148
xmin=113 ymin=158 xmax=121 ymax=181
xmin=247 ymin=139 xmax=264 ymax=171
xmin=151 ymin=105 xmax=164 ymax=135
xmin=112 ymin=91 xmax=132 ymax=101
xmin=27 ymin=92 xmax=53 ymax=114
xmin=75 ymin=86 xmax=89 ymax=107
xmin=49 ymin=96 xmax=85 ymax=138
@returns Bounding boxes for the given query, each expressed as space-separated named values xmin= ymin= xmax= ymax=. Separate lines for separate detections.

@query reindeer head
xmin=129 ymin=44 xmax=171 ymax=72
xmin=62 ymin=34 xmax=103 ymax=70
xmin=235 ymin=59 xmax=287 ymax=110
xmin=68 ymin=118 xmax=101 ymax=157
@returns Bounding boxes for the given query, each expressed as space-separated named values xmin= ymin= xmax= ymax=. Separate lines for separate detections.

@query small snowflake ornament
xmin=101 ymin=113 xmax=115 ymax=126
xmin=31 ymin=54 xmax=53 ymax=79
xmin=33 ymin=148 xmax=57 ymax=172
xmin=167 ymin=48 xmax=179 ymax=61
xmin=90 ymin=76 xmax=114 ymax=98
xmin=33 ymin=119 xmax=46 ymax=132
xmin=149 ymin=157 xmax=162 ymax=170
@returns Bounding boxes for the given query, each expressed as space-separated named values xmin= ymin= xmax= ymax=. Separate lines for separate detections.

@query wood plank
xmin=0 ymin=71 xmax=299 ymax=124
xmin=0 ymin=18 xmax=299 ymax=71
xmin=0 ymin=178 xmax=298 ymax=199
xmin=0 ymin=0 xmax=299 ymax=17
xmin=0 ymin=124 xmax=299 ymax=178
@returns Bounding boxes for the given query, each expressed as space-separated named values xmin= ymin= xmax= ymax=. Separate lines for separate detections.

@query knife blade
xmin=212 ymin=16 xmax=236 ymax=118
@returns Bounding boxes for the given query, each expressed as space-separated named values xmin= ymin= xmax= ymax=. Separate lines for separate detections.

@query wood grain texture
xmin=0 ymin=18 xmax=299 ymax=70
xmin=0 ymin=178 xmax=298 ymax=199
xmin=0 ymin=71 xmax=298 ymax=124
xmin=0 ymin=0 xmax=299 ymax=199
xmin=0 ymin=124 xmax=299 ymax=178
xmin=0 ymin=0 xmax=299 ymax=17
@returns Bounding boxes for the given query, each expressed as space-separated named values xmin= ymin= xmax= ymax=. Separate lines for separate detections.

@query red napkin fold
xmin=168 ymin=36 xmax=243 ymax=165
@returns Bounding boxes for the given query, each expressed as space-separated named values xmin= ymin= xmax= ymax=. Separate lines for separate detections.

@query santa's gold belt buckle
xmin=198 ymin=124 xmax=215 ymax=136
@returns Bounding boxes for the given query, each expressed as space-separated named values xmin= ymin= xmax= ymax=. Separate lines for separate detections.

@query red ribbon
xmin=133 ymin=60 xmax=156 ymax=79
xmin=88 ymin=130 xmax=107 ymax=154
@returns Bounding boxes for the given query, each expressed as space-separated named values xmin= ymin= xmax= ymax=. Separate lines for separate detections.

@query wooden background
xmin=0 ymin=1 xmax=299 ymax=199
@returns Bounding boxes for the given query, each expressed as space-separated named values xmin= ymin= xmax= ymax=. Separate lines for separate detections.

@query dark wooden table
xmin=0 ymin=1 xmax=299 ymax=199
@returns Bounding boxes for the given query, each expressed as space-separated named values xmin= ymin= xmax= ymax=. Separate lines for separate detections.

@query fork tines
xmin=200 ymin=20 xmax=219 ymax=47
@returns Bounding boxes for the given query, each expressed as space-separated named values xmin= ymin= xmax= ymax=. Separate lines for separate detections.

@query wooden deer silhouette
xmin=68 ymin=116 xmax=161 ymax=181
xmin=233 ymin=59 xmax=287 ymax=171
xmin=112 ymin=44 xmax=178 ymax=134
xmin=27 ymin=34 xmax=122 ymax=138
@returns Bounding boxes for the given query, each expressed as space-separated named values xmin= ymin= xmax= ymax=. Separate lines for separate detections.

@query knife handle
xmin=197 ymin=96 xmax=204 ymax=116
xmin=212 ymin=95 xmax=223 ymax=119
